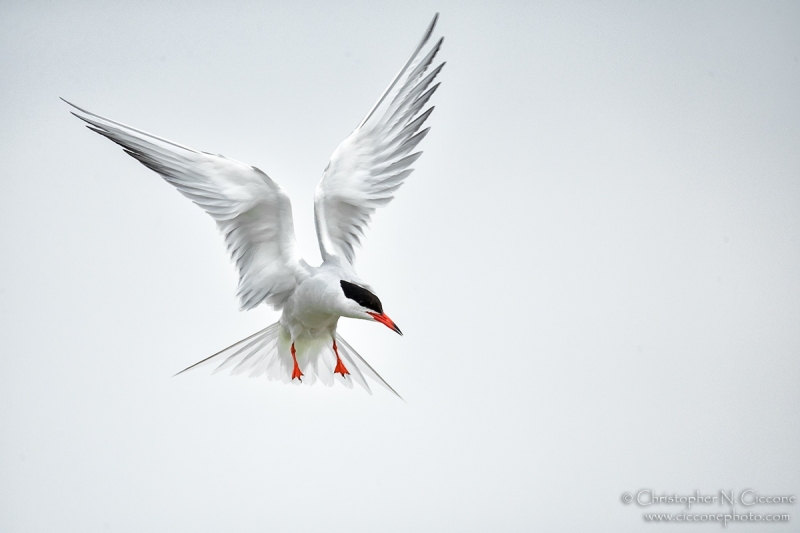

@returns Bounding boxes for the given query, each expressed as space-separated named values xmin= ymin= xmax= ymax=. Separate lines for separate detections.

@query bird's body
xmin=64 ymin=15 xmax=444 ymax=397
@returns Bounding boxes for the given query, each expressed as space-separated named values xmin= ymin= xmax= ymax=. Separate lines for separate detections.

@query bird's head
xmin=339 ymin=280 xmax=402 ymax=335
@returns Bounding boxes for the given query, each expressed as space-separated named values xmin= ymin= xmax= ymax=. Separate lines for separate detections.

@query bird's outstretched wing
xmin=63 ymin=99 xmax=308 ymax=310
xmin=314 ymin=14 xmax=445 ymax=265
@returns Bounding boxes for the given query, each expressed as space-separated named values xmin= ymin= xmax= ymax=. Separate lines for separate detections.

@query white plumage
xmin=64 ymin=15 xmax=445 ymax=397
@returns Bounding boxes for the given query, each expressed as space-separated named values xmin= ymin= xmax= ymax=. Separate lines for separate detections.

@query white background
xmin=1 ymin=1 xmax=798 ymax=531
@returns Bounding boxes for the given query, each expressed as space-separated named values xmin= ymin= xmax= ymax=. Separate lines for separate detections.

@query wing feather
xmin=64 ymin=99 xmax=308 ymax=310
xmin=314 ymin=15 xmax=445 ymax=265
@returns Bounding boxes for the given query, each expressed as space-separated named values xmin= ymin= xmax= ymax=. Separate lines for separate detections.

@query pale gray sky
xmin=1 ymin=1 xmax=799 ymax=531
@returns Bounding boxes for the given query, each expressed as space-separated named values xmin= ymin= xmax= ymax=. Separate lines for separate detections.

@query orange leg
xmin=291 ymin=342 xmax=303 ymax=381
xmin=333 ymin=340 xmax=350 ymax=377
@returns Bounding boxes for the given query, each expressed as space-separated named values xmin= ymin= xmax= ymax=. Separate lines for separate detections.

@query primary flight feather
xmin=64 ymin=14 xmax=445 ymax=397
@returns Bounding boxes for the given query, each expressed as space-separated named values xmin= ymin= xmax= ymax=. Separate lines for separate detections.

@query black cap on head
xmin=340 ymin=280 xmax=383 ymax=314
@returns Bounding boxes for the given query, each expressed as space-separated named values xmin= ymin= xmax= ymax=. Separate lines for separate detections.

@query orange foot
xmin=333 ymin=340 xmax=350 ymax=377
xmin=291 ymin=343 xmax=303 ymax=381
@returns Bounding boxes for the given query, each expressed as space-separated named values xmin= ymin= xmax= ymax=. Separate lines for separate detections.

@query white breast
xmin=280 ymin=270 xmax=343 ymax=339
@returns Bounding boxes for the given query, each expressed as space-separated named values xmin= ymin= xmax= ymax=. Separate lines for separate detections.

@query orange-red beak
xmin=367 ymin=312 xmax=403 ymax=335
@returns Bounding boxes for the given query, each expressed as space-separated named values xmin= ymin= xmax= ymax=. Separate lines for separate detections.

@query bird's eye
xmin=340 ymin=280 xmax=383 ymax=314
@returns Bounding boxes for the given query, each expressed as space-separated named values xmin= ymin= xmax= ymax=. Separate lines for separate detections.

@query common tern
xmin=63 ymin=15 xmax=445 ymax=397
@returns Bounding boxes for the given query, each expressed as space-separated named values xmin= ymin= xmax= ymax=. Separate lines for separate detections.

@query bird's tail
xmin=174 ymin=322 xmax=401 ymax=398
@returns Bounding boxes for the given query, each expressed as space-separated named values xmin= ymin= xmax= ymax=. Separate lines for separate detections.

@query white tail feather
xmin=174 ymin=322 xmax=401 ymax=398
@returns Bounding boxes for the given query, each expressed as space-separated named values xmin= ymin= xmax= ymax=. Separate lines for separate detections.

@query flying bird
xmin=63 ymin=15 xmax=445 ymax=397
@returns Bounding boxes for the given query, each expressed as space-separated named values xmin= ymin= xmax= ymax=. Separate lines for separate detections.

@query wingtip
xmin=172 ymin=364 xmax=195 ymax=377
xmin=424 ymin=13 xmax=439 ymax=42
xmin=356 ymin=12 xmax=444 ymax=129
xmin=61 ymin=97 xmax=95 ymax=119
xmin=60 ymin=97 xmax=81 ymax=111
